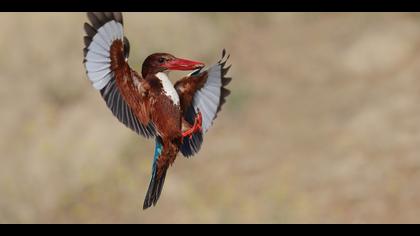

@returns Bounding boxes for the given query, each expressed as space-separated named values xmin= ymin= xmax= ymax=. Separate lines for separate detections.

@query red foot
xmin=182 ymin=111 xmax=203 ymax=139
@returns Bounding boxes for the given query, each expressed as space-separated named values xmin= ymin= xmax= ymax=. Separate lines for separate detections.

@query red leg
xmin=182 ymin=111 xmax=203 ymax=139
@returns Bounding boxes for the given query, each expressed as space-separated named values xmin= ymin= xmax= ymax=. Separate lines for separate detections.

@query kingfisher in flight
xmin=82 ymin=12 xmax=232 ymax=209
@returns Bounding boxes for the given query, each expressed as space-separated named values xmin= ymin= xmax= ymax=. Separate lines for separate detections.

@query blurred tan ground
xmin=1 ymin=13 xmax=420 ymax=223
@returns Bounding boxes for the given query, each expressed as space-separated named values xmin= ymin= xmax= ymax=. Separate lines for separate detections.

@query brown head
xmin=141 ymin=53 xmax=205 ymax=78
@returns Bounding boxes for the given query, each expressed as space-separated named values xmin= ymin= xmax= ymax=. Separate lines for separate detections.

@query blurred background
xmin=1 ymin=13 xmax=420 ymax=223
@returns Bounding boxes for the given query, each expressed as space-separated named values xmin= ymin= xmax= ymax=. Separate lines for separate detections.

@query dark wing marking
xmin=123 ymin=36 xmax=130 ymax=59
xmin=100 ymin=80 xmax=155 ymax=138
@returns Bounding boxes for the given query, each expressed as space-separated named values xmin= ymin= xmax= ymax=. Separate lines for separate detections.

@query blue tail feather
xmin=143 ymin=137 xmax=167 ymax=210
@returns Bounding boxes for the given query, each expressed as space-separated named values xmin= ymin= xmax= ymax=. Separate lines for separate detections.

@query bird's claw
xmin=182 ymin=111 xmax=203 ymax=139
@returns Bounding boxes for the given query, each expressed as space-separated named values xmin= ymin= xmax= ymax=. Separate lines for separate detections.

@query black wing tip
xmin=123 ymin=36 xmax=130 ymax=59
xmin=222 ymin=65 xmax=232 ymax=77
xmin=84 ymin=12 xmax=129 ymax=62
xmin=86 ymin=12 xmax=124 ymax=30
xmin=113 ymin=12 xmax=124 ymax=25
xmin=84 ymin=12 xmax=124 ymax=61
xmin=222 ymin=87 xmax=231 ymax=96
xmin=220 ymin=49 xmax=232 ymax=88
xmin=83 ymin=36 xmax=92 ymax=47
xmin=218 ymin=48 xmax=230 ymax=64
xmin=222 ymin=77 xmax=232 ymax=86
xmin=219 ymin=50 xmax=232 ymax=106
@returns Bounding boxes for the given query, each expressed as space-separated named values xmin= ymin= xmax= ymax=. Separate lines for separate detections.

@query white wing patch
xmin=85 ymin=21 xmax=124 ymax=90
xmin=156 ymin=72 xmax=180 ymax=106
xmin=192 ymin=64 xmax=222 ymax=132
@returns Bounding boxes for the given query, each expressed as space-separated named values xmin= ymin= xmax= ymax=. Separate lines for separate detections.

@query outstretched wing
xmin=175 ymin=50 xmax=232 ymax=157
xmin=83 ymin=12 xmax=155 ymax=138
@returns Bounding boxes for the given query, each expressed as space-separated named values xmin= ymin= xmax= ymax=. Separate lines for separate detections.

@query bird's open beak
xmin=163 ymin=58 xmax=205 ymax=71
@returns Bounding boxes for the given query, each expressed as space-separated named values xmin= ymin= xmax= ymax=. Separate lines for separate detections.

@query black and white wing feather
xmin=83 ymin=12 xmax=124 ymax=90
xmin=83 ymin=12 xmax=155 ymax=138
xmin=176 ymin=50 xmax=232 ymax=157
xmin=100 ymin=80 xmax=156 ymax=138
xmin=193 ymin=54 xmax=231 ymax=133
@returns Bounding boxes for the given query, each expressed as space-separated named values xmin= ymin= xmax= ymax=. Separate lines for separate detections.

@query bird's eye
xmin=158 ymin=58 xmax=165 ymax=63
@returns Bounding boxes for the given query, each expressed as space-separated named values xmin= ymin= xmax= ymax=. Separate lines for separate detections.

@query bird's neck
xmin=155 ymin=72 xmax=180 ymax=106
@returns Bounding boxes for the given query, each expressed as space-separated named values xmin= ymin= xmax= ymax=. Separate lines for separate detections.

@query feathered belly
xmin=151 ymin=94 xmax=182 ymax=139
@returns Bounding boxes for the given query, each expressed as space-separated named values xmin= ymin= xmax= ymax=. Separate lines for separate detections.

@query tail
xmin=143 ymin=137 xmax=168 ymax=210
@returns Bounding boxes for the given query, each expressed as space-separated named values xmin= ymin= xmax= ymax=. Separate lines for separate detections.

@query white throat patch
xmin=155 ymin=72 xmax=180 ymax=105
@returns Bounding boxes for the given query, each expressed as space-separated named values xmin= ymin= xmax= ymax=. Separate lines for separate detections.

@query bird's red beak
xmin=163 ymin=58 xmax=205 ymax=71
